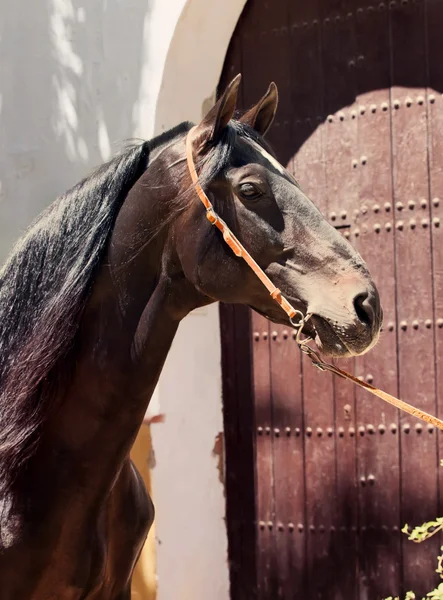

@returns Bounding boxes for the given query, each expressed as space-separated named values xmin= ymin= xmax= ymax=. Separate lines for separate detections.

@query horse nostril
xmin=353 ymin=292 xmax=374 ymax=329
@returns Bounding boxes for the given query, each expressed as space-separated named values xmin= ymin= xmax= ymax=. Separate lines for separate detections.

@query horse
xmin=0 ymin=74 xmax=382 ymax=598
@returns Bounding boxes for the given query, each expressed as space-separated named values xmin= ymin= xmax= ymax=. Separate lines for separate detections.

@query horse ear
xmin=239 ymin=82 xmax=278 ymax=137
xmin=196 ymin=74 xmax=241 ymax=144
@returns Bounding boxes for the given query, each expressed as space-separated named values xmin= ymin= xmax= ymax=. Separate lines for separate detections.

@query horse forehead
xmin=249 ymin=140 xmax=287 ymax=175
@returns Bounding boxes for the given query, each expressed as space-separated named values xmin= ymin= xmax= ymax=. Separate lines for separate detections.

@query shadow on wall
xmin=0 ymin=0 xmax=152 ymax=261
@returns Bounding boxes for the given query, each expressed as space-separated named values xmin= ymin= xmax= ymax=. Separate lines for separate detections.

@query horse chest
xmin=0 ymin=460 xmax=152 ymax=599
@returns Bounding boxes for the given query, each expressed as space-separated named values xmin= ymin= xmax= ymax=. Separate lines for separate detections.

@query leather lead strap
xmin=299 ymin=344 xmax=443 ymax=431
xmin=186 ymin=127 xmax=443 ymax=432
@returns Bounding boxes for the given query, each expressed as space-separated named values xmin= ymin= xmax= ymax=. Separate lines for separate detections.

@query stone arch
xmin=154 ymin=0 xmax=247 ymax=132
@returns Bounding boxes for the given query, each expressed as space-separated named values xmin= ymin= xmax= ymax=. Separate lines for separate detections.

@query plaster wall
xmin=0 ymin=0 xmax=246 ymax=597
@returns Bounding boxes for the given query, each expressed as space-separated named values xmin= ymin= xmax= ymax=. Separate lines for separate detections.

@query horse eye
xmin=238 ymin=182 xmax=262 ymax=200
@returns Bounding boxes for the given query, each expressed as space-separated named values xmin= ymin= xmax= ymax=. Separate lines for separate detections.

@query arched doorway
xmin=220 ymin=0 xmax=443 ymax=598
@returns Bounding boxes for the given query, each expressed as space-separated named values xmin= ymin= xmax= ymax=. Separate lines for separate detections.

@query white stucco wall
xmin=0 ymin=0 xmax=245 ymax=597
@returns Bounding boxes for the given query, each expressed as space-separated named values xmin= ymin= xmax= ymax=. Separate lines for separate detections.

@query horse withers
xmin=0 ymin=75 xmax=382 ymax=598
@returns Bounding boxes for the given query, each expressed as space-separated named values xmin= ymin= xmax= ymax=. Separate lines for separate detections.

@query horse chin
xmin=309 ymin=315 xmax=352 ymax=358
xmin=249 ymin=306 xmax=341 ymax=354
xmin=250 ymin=307 xmax=367 ymax=358
xmin=309 ymin=315 xmax=380 ymax=358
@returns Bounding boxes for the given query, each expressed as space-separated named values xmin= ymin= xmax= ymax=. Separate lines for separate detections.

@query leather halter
xmin=185 ymin=127 xmax=304 ymax=328
xmin=186 ymin=126 xmax=443 ymax=432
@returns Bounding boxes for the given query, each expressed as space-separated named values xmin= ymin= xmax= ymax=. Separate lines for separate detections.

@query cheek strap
xmin=186 ymin=126 xmax=302 ymax=324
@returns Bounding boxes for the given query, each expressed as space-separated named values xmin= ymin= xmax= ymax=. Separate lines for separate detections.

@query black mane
xmin=0 ymin=124 xmax=193 ymax=492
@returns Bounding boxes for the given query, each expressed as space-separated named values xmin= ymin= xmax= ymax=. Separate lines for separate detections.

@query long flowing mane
xmin=0 ymin=119 xmax=263 ymax=494
xmin=0 ymin=138 xmax=158 ymax=493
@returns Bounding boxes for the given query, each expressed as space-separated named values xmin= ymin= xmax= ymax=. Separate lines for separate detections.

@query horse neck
xmin=44 ymin=160 xmax=200 ymax=491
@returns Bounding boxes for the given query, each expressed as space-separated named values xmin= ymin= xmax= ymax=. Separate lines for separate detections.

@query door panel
xmin=219 ymin=1 xmax=443 ymax=597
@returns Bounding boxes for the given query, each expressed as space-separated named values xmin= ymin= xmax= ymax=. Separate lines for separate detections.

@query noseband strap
xmin=185 ymin=126 xmax=443 ymax=433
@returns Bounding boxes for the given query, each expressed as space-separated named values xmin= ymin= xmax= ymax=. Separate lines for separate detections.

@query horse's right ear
xmin=194 ymin=74 xmax=241 ymax=146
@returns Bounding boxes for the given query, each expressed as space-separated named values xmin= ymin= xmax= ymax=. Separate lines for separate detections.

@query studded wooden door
xmin=219 ymin=1 xmax=443 ymax=599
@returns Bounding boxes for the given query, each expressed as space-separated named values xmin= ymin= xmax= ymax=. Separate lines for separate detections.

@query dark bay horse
xmin=0 ymin=75 xmax=382 ymax=598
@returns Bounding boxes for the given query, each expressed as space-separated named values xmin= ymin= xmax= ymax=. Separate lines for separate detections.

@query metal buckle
xmin=290 ymin=311 xmax=313 ymax=345
xmin=289 ymin=310 xmax=305 ymax=329
xmin=299 ymin=342 xmax=328 ymax=371
xmin=289 ymin=312 xmax=330 ymax=371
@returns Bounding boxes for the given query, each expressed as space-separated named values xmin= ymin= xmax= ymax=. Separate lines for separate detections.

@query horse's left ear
xmin=195 ymin=74 xmax=241 ymax=145
xmin=239 ymin=82 xmax=279 ymax=137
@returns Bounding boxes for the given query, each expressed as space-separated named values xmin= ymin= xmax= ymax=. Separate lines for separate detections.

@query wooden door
xmin=220 ymin=0 xmax=443 ymax=598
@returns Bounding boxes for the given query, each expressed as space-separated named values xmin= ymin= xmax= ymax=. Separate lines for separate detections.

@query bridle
xmin=186 ymin=126 xmax=443 ymax=432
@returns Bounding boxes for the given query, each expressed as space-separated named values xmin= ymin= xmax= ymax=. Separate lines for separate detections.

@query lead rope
xmin=186 ymin=128 xmax=443 ymax=433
